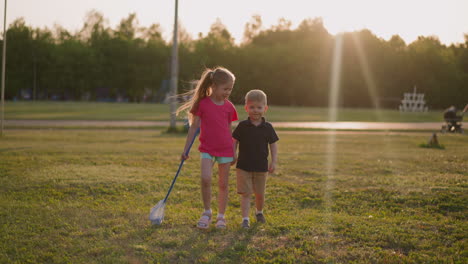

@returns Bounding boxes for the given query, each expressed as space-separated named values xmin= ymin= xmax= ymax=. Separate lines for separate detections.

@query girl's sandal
xmin=197 ymin=212 xmax=212 ymax=229
xmin=215 ymin=217 xmax=227 ymax=229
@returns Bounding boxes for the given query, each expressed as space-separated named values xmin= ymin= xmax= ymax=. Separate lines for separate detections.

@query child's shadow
xmin=180 ymin=223 xmax=261 ymax=262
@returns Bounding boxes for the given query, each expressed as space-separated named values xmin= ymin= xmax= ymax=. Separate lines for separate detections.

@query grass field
xmin=4 ymin=101 xmax=444 ymax=122
xmin=1 ymin=129 xmax=466 ymax=263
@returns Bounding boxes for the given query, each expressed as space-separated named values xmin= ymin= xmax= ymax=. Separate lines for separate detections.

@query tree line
xmin=2 ymin=11 xmax=467 ymax=109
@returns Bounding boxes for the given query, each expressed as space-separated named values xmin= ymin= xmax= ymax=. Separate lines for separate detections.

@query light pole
xmin=169 ymin=0 xmax=178 ymax=130
xmin=1 ymin=0 xmax=7 ymax=137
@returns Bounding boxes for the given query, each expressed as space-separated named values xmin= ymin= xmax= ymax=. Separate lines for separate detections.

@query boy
xmin=232 ymin=90 xmax=279 ymax=229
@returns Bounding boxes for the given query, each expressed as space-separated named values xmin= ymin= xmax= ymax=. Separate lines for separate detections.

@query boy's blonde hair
xmin=245 ymin=89 xmax=267 ymax=105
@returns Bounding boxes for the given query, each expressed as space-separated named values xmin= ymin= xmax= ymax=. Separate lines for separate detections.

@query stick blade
xmin=149 ymin=200 xmax=166 ymax=225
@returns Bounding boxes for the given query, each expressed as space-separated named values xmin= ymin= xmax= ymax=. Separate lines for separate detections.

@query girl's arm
xmin=181 ymin=116 xmax=201 ymax=160
xmin=268 ymin=142 xmax=278 ymax=173
xmin=231 ymin=139 xmax=238 ymax=165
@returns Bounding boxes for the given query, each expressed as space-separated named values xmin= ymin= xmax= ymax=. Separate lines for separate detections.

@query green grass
xmin=1 ymin=129 xmax=466 ymax=263
xmin=5 ymin=101 xmax=173 ymax=121
xmin=5 ymin=101 xmax=444 ymax=122
xmin=419 ymin=143 xmax=445 ymax=149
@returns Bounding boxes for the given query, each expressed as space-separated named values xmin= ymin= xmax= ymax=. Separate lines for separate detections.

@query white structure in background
xmin=399 ymin=86 xmax=428 ymax=112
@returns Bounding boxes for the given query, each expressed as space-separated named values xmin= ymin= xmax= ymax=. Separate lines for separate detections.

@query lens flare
xmin=324 ymin=34 xmax=343 ymax=242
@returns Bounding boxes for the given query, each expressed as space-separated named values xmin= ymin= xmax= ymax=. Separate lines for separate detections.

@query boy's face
xmin=245 ymin=100 xmax=268 ymax=122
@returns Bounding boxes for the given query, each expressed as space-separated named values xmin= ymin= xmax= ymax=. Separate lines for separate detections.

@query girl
xmin=177 ymin=67 xmax=238 ymax=229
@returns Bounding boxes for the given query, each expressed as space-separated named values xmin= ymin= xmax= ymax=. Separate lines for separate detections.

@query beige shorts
xmin=236 ymin=168 xmax=268 ymax=195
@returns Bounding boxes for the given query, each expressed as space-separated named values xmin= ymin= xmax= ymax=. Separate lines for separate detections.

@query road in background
xmin=4 ymin=120 xmax=445 ymax=130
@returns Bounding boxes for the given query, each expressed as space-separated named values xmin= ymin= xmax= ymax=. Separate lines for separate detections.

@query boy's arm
xmin=269 ymin=142 xmax=278 ymax=173
xmin=231 ymin=139 xmax=238 ymax=165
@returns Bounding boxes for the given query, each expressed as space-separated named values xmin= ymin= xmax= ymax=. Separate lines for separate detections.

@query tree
xmin=3 ymin=18 xmax=34 ymax=99
xmin=243 ymin=14 xmax=262 ymax=44
xmin=3 ymin=14 xmax=466 ymax=109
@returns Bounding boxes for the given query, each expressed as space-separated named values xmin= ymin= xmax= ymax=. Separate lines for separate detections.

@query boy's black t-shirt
xmin=232 ymin=117 xmax=279 ymax=172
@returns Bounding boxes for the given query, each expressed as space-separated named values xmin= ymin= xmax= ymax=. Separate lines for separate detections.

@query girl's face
xmin=212 ymin=81 xmax=234 ymax=100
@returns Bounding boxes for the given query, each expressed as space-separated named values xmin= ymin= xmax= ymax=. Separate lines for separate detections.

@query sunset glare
xmin=7 ymin=0 xmax=468 ymax=45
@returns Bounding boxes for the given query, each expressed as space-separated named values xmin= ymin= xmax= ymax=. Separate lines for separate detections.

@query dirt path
xmin=4 ymin=120 xmax=444 ymax=131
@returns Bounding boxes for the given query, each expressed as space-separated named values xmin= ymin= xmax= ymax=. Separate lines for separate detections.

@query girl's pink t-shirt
xmin=193 ymin=97 xmax=238 ymax=157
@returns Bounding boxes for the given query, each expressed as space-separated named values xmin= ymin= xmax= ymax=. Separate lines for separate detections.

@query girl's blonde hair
xmin=177 ymin=67 xmax=235 ymax=124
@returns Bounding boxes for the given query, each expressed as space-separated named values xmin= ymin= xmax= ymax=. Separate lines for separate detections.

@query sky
xmin=6 ymin=0 xmax=468 ymax=45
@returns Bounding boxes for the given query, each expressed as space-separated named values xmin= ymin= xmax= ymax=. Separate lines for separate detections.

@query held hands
xmin=230 ymin=156 xmax=237 ymax=166
xmin=268 ymin=162 xmax=276 ymax=174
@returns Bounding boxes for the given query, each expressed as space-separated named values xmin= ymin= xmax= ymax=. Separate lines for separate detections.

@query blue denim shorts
xmin=201 ymin=152 xmax=233 ymax=164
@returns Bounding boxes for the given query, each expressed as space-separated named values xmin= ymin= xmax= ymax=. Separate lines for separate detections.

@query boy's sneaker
xmin=256 ymin=213 xmax=266 ymax=223
xmin=241 ymin=219 xmax=250 ymax=229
